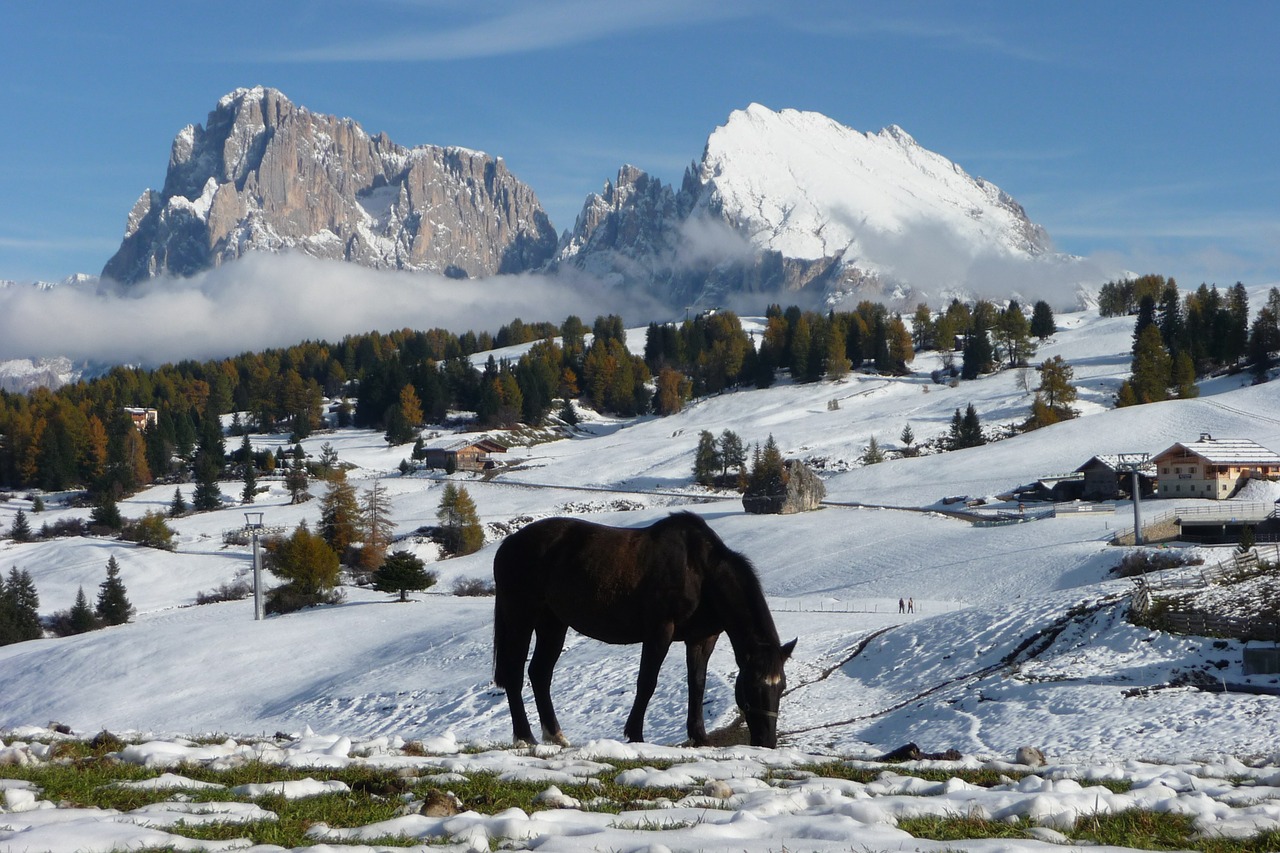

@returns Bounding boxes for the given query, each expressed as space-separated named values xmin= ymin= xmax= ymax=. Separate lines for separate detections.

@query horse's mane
xmin=658 ymin=512 xmax=777 ymax=642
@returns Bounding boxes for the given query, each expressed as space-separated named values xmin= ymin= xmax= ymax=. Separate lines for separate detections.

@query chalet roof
xmin=1075 ymin=455 xmax=1156 ymax=475
xmin=432 ymin=438 xmax=507 ymax=453
xmin=1153 ymin=435 xmax=1280 ymax=466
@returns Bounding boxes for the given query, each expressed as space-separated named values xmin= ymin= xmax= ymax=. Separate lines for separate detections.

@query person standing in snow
xmin=898 ymin=597 xmax=905 ymax=613
xmin=907 ymin=597 xmax=914 ymax=613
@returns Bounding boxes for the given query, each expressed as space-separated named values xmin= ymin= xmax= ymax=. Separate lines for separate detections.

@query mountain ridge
xmin=101 ymin=87 xmax=559 ymax=284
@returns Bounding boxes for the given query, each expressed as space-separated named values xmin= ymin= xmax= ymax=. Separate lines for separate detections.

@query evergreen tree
xmin=899 ymin=423 xmax=917 ymax=457
xmin=1172 ymin=352 xmax=1199 ymax=399
xmin=286 ymin=464 xmax=311 ymax=504
xmin=718 ymin=430 xmax=747 ymax=480
xmin=749 ymin=435 xmax=786 ymax=495
xmin=1025 ymin=356 xmax=1079 ymax=430
xmin=372 ymin=550 xmax=437 ymax=602
xmin=240 ymin=436 xmax=257 ymax=504
xmin=0 ymin=567 xmax=42 ymax=645
xmin=1248 ymin=307 xmax=1280 ymax=382
xmin=9 ymin=509 xmax=32 ymax=542
xmin=885 ymin=315 xmax=915 ymax=374
xmin=95 ymin=555 xmax=134 ymax=626
xmin=995 ymin=302 xmax=1035 ymax=367
xmin=961 ymin=310 xmax=995 ymax=379
xmin=192 ymin=466 xmax=223 ymax=512
xmin=89 ymin=496 xmax=123 ymax=531
xmin=693 ymin=431 xmax=721 ymax=487
xmin=436 ymin=483 xmax=484 ymax=556
xmin=319 ymin=470 xmax=361 ymax=559
xmin=861 ymin=436 xmax=885 ymax=465
xmin=948 ymin=405 xmax=985 ymax=449
xmin=1029 ymin=300 xmax=1056 ymax=340
xmin=168 ymin=487 xmax=187 ymax=518
xmin=31 ymin=496 xmax=44 ymax=513
xmin=910 ymin=303 xmax=936 ymax=350
xmin=68 ymin=586 xmax=100 ymax=634
xmin=1130 ymin=324 xmax=1173 ymax=404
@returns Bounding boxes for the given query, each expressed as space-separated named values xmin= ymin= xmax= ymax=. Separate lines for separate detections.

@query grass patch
xmin=898 ymin=813 xmax=1031 ymax=842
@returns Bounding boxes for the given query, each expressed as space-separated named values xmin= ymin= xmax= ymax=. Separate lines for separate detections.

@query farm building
xmin=422 ymin=438 xmax=507 ymax=472
xmin=1152 ymin=434 xmax=1280 ymax=500
xmin=1075 ymin=455 xmax=1157 ymax=501
xmin=124 ymin=407 xmax=158 ymax=430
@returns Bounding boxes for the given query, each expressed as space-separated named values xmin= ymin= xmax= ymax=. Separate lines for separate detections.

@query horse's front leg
xmin=529 ymin=620 xmax=571 ymax=746
xmin=684 ymin=634 xmax=719 ymax=746
xmin=624 ymin=628 xmax=674 ymax=743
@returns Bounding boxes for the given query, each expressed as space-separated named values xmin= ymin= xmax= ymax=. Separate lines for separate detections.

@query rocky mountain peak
xmin=102 ymin=88 xmax=557 ymax=284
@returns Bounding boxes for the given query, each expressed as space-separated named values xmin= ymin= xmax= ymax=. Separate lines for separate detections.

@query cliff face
xmin=102 ymin=87 xmax=557 ymax=284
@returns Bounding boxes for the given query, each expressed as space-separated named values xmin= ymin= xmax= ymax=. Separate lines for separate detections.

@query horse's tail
xmin=491 ymin=538 xmax=521 ymax=690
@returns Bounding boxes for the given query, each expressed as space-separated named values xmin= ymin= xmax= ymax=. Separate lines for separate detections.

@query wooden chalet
xmin=1074 ymin=455 xmax=1156 ymax=501
xmin=423 ymin=438 xmax=507 ymax=472
xmin=1152 ymin=433 xmax=1280 ymax=500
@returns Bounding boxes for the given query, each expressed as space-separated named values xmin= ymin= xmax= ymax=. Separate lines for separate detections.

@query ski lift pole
xmin=244 ymin=511 xmax=265 ymax=620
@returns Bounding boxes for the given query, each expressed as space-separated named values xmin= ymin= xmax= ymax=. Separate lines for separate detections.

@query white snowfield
xmin=2 ymin=301 xmax=1280 ymax=850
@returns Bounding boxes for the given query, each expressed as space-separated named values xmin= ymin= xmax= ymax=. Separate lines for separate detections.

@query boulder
xmin=743 ymin=459 xmax=825 ymax=515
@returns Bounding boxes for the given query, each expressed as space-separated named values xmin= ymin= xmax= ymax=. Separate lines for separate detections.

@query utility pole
xmin=244 ymin=511 xmax=265 ymax=620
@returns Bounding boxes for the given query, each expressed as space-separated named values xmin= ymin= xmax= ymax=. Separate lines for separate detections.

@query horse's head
xmin=736 ymin=638 xmax=796 ymax=748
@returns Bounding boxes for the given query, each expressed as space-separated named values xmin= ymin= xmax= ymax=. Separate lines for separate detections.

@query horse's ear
xmin=780 ymin=638 xmax=797 ymax=660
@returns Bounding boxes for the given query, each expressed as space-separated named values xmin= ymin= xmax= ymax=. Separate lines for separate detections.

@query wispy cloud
xmin=279 ymin=0 xmax=760 ymax=62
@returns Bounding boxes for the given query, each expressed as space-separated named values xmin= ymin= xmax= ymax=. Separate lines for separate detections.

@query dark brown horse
xmin=492 ymin=512 xmax=795 ymax=748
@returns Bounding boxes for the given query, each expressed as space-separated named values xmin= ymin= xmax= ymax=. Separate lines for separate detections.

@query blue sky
xmin=2 ymin=0 xmax=1277 ymax=287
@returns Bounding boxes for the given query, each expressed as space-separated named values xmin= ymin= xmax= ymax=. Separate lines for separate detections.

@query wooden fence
xmin=1130 ymin=545 xmax=1280 ymax=641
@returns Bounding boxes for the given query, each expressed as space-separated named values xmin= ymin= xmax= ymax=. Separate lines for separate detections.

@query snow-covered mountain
xmin=101 ymin=87 xmax=559 ymax=284
xmin=559 ymin=104 xmax=1090 ymax=309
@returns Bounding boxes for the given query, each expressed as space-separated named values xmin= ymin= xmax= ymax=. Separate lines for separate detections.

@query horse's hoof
xmin=513 ymin=737 xmax=536 ymax=748
xmin=544 ymin=730 xmax=571 ymax=748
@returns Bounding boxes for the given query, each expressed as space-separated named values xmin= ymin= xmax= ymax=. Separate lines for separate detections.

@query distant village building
xmin=422 ymin=438 xmax=507 ymax=472
xmin=1152 ymin=434 xmax=1280 ymax=500
xmin=124 ymin=407 xmax=158 ymax=431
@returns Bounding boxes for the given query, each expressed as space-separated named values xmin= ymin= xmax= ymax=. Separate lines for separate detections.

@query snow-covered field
xmin=3 ymin=303 xmax=1280 ymax=851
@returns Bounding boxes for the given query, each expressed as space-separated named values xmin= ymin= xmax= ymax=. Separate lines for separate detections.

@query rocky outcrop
xmin=742 ymin=459 xmax=826 ymax=515
xmin=102 ymin=87 xmax=557 ymax=284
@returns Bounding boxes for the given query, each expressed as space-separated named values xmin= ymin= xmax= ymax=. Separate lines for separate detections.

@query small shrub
xmin=266 ymin=584 xmax=345 ymax=615
xmin=451 ymin=577 xmax=496 ymax=597
xmin=120 ymin=511 xmax=177 ymax=551
xmin=195 ymin=579 xmax=254 ymax=605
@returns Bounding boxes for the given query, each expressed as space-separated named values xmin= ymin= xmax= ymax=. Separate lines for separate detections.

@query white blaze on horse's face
xmin=736 ymin=639 xmax=795 ymax=748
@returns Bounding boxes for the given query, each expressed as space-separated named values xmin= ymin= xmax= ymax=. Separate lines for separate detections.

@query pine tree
xmin=961 ymin=403 xmax=985 ymax=447
xmin=68 ymin=586 xmax=100 ymax=634
xmin=693 ymin=431 xmax=721 ymax=487
xmin=1029 ymin=300 xmax=1056 ymax=340
xmin=89 ymin=496 xmax=123 ymax=531
xmin=900 ymin=424 xmax=917 ymax=457
xmin=1025 ymin=355 xmax=1078 ymax=430
xmin=961 ymin=312 xmax=995 ymax=379
xmin=861 ymin=436 xmax=885 ymax=465
xmin=437 ymin=484 xmax=483 ymax=556
xmin=0 ymin=567 xmax=42 ymax=645
xmin=1172 ymin=352 xmax=1199 ymax=399
xmin=10 ymin=509 xmax=32 ymax=542
xmin=169 ymin=487 xmax=187 ymax=518
xmin=319 ymin=470 xmax=361 ymax=559
xmin=240 ymin=436 xmax=257 ymax=504
xmin=718 ymin=430 xmax=747 ymax=480
xmin=372 ymin=550 xmax=437 ymax=602
xmin=286 ymin=465 xmax=311 ymax=504
xmin=385 ymin=384 xmax=425 ymax=445
xmin=1130 ymin=324 xmax=1173 ymax=404
xmin=95 ymin=555 xmax=134 ymax=626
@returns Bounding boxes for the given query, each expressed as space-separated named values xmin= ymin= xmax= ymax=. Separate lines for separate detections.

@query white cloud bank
xmin=0 ymin=253 xmax=664 ymax=366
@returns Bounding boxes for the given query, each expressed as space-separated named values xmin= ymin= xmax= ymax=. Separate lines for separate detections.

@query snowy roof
xmin=1154 ymin=435 xmax=1280 ymax=466
xmin=1076 ymin=454 xmax=1157 ymax=475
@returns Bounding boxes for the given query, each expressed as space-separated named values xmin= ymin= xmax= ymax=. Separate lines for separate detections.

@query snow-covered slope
xmin=699 ymin=104 xmax=1049 ymax=263
xmin=2 ymin=304 xmax=1279 ymax=766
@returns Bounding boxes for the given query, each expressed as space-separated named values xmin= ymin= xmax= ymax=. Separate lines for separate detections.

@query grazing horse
xmin=492 ymin=512 xmax=795 ymax=748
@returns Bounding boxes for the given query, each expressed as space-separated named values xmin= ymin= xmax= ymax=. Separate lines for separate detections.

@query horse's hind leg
xmin=624 ymin=628 xmax=674 ymax=743
xmin=493 ymin=598 xmax=538 ymax=746
xmin=529 ymin=619 xmax=570 ymax=747
xmin=685 ymin=634 xmax=719 ymax=746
